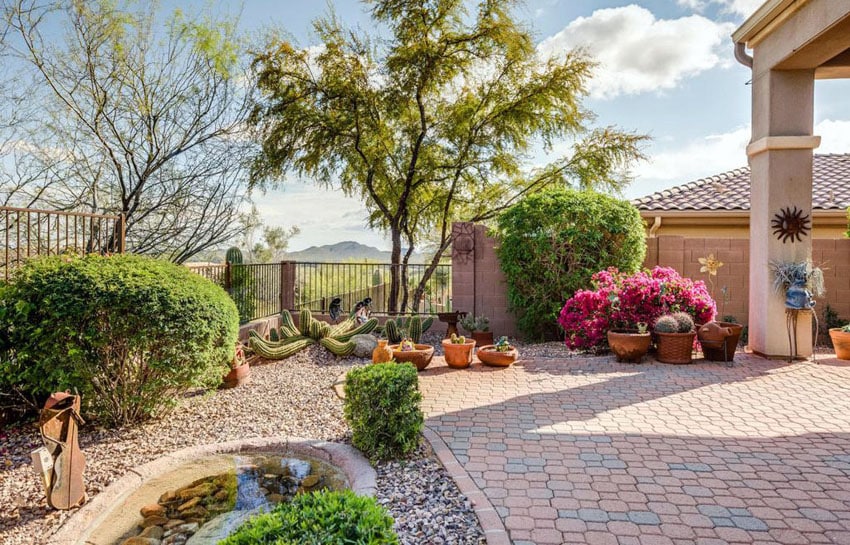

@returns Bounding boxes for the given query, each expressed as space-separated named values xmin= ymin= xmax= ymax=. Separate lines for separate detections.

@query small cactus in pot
xmin=654 ymin=313 xmax=696 ymax=364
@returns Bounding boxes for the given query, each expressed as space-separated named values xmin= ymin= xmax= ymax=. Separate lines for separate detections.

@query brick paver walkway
xmin=418 ymin=354 xmax=850 ymax=545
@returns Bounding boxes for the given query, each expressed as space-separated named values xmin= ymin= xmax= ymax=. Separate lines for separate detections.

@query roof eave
xmin=732 ymin=0 xmax=808 ymax=46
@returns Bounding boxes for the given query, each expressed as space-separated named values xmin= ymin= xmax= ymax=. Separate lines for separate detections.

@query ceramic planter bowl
xmin=220 ymin=363 xmax=250 ymax=389
xmin=477 ymin=345 xmax=518 ymax=367
xmin=829 ymin=328 xmax=850 ymax=360
xmin=390 ymin=344 xmax=435 ymax=371
xmin=607 ymin=329 xmax=651 ymax=363
xmin=441 ymin=338 xmax=476 ymax=369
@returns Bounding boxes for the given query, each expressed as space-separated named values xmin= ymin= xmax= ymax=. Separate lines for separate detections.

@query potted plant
xmin=390 ymin=338 xmax=435 ymax=371
xmin=654 ymin=312 xmax=696 ymax=364
xmin=477 ymin=336 xmax=518 ymax=367
xmin=221 ymin=343 xmax=250 ymax=388
xmin=829 ymin=325 xmax=850 ymax=360
xmin=441 ymin=333 xmax=476 ymax=369
xmin=607 ymin=322 xmax=651 ymax=363
xmin=459 ymin=314 xmax=493 ymax=347
xmin=769 ymin=260 xmax=825 ymax=310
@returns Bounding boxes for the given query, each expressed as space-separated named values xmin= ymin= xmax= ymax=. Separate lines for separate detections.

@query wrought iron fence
xmin=1 ymin=206 xmax=125 ymax=281
xmin=187 ymin=262 xmax=283 ymax=324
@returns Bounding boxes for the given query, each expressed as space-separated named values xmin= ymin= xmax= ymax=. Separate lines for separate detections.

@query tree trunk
xmin=388 ymin=226 xmax=402 ymax=313
xmin=412 ymin=236 xmax=453 ymax=313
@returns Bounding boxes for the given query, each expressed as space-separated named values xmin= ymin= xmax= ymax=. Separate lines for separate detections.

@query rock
xmin=139 ymin=525 xmax=164 ymax=539
xmin=158 ymin=490 xmax=176 ymax=504
xmin=350 ymin=334 xmax=377 ymax=357
xmin=177 ymin=497 xmax=200 ymax=512
xmin=139 ymin=515 xmax=169 ymax=528
xmin=176 ymin=482 xmax=215 ymax=501
xmin=267 ymin=494 xmax=283 ymax=503
xmin=213 ymin=489 xmax=230 ymax=501
xmin=163 ymin=519 xmax=185 ymax=530
xmin=301 ymin=475 xmax=320 ymax=488
xmin=175 ymin=522 xmax=199 ymax=534
xmin=263 ymin=473 xmax=278 ymax=480
xmin=185 ymin=508 xmax=264 ymax=545
xmin=162 ymin=535 xmax=187 ymax=545
xmin=120 ymin=538 xmax=160 ymax=545
xmin=140 ymin=504 xmax=166 ymax=518
xmin=177 ymin=505 xmax=208 ymax=520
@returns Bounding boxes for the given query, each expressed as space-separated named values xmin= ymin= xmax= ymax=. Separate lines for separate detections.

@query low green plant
xmin=249 ymin=309 xmax=377 ymax=359
xmin=343 ymin=363 xmax=423 ymax=461
xmin=459 ymin=313 xmax=489 ymax=333
xmin=0 ymin=254 xmax=238 ymax=426
xmin=494 ymin=336 xmax=513 ymax=352
xmin=220 ymin=489 xmax=399 ymax=545
xmin=449 ymin=333 xmax=466 ymax=344
xmin=636 ymin=322 xmax=648 ymax=334
xmin=383 ymin=315 xmax=433 ymax=343
xmin=722 ymin=315 xmax=738 ymax=324
xmin=654 ymin=315 xmax=678 ymax=334
xmin=670 ymin=312 xmax=695 ymax=333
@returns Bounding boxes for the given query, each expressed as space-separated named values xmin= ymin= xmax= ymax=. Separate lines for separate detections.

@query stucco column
xmin=747 ymin=68 xmax=820 ymax=357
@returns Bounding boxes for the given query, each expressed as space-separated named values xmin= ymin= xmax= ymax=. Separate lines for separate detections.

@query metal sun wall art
xmin=771 ymin=206 xmax=811 ymax=243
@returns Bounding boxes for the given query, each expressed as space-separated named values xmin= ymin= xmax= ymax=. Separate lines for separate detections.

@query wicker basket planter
xmin=607 ymin=330 xmax=651 ymax=363
xmin=441 ymin=338 xmax=476 ymax=369
xmin=655 ymin=332 xmax=696 ymax=364
xmin=390 ymin=344 xmax=435 ymax=371
xmin=477 ymin=345 xmax=518 ymax=367
xmin=829 ymin=328 xmax=850 ymax=360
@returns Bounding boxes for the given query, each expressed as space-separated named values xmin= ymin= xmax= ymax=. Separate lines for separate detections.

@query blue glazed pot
xmin=785 ymin=280 xmax=815 ymax=310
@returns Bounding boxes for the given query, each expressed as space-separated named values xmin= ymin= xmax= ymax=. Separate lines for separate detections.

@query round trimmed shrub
xmin=220 ymin=489 xmax=399 ymax=545
xmin=496 ymin=188 xmax=646 ymax=340
xmin=343 ymin=363 xmax=423 ymax=461
xmin=0 ymin=254 xmax=238 ymax=426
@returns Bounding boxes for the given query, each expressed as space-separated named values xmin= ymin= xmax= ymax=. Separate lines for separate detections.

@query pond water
xmin=90 ymin=452 xmax=347 ymax=545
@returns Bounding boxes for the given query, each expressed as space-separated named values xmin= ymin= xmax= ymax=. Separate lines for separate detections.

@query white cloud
xmin=538 ymin=5 xmax=735 ymax=99
xmin=678 ymin=0 xmax=764 ymax=18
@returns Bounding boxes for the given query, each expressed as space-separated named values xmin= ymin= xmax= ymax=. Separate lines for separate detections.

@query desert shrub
xmin=558 ymin=267 xmax=715 ymax=350
xmin=0 ymin=254 xmax=238 ymax=426
xmin=221 ymin=489 xmax=398 ymax=545
xmin=496 ymin=188 xmax=646 ymax=340
xmin=343 ymin=363 xmax=423 ymax=461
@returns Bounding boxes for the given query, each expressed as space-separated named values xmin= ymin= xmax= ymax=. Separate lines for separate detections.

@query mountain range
xmin=283 ymin=241 xmax=426 ymax=263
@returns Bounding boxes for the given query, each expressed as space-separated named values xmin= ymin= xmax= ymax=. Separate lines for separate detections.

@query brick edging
xmin=423 ymin=426 xmax=512 ymax=545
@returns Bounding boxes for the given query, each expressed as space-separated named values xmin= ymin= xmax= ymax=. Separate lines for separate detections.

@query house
xmin=633 ymin=154 xmax=850 ymax=238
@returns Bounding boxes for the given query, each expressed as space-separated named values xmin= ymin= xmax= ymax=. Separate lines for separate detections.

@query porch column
xmin=747 ymin=68 xmax=820 ymax=357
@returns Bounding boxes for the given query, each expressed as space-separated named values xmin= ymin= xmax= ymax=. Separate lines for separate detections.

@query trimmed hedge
xmin=220 ymin=489 xmax=399 ymax=545
xmin=0 ymin=254 xmax=238 ymax=426
xmin=343 ymin=363 xmax=423 ymax=461
xmin=496 ymin=188 xmax=646 ymax=340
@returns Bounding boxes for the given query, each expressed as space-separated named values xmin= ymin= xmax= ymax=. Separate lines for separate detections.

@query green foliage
xmin=670 ymin=312 xmax=695 ymax=333
xmin=382 ymin=315 xmax=433 ymax=343
xmin=0 ymin=254 xmax=238 ymax=426
xmin=220 ymin=489 xmax=399 ymax=545
xmin=459 ymin=314 xmax=489 ymax=333
xmin=248 ymin=309 xmax=377 ymax=359
xmin=344 ymin=363 xmax=423 ymax=461
xmin=654 ymin=315 xmax=678 ymax=334
xmin=495 ymin=188 xmax=646 ymax=340
xmin=226 ymin=247 xmax=244 ymax=264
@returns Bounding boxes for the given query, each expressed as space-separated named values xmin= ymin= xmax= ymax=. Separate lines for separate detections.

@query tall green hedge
xmin=496 ymin=188 xmax=646 ymax=340
xmin=0 ymin=254 xmax=239 ymax=426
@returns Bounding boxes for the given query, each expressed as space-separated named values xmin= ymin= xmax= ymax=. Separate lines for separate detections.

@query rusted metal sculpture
xmin=36 ymin=392 xmax=87 ymax=509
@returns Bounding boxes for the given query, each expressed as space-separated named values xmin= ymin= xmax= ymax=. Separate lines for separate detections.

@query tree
xmin=236 ymin=204 xmax=300 ymax=263
xmin=249 ymin=0 xmax=647 ymax=312
xmin=1 ymin=0 xmax=252 ymax=262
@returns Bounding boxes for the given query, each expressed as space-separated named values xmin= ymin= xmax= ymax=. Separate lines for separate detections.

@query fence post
xmin=224 ymin=261 xmax=232 ymax=291
xmin=280 ymin=261 xmax=296 ymax=312
xmin=117 ymin=214 xmax=126 ymax=253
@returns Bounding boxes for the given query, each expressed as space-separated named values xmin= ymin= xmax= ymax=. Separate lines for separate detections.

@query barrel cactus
xmin=225 ymin=247 xmax=244 ymax=264
xmin=249 ymin=309 xmax=378 ymax=359
xmin=670 ymin=312 xmax=695 ymax=333
xmin=654 ymin=315 xmax=679 ymax=334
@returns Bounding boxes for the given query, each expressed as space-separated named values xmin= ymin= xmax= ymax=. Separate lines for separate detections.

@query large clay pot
xmin=372 ymin=339 xmax=394 ymax=363
xmin=221 ymin=363 xmax=250 ymax=389
xmin=441 ymin=338 xmax=476 ymax=368
xmin=390 ymin=344 xmax=435 ymax=371
xmin=471 ymin=331 xmax=494 ymax=347
xmin=698 ymin=322 xmax=742 ymax=362
xmin=829 ymin=328 xmax=850 ymax=360
xmin=607 ymin=329 xmax=651 ymax=363
xmin=655 ymin=331 xmax=696 ymax=364
xmin=477 ymin=345 xmax=518 ymax=367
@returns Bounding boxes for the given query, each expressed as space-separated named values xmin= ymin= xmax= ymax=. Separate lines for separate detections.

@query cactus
xmin=408 ymin=316 xmax=422 ymax=343
xmin=269 ymin=328 xmax=280 ymax=342
xmin=279 ymin=310 xmax=300 ymax=338
xmin=225 ymin=246 xmax=243 ymax=264
xmin=249 ymin=337 xmax=315 ymax=359
xmin=372 ymin=269 xmax=383 ymax=286
xmin=670 ymin=312 xmax=695 ymax=333
xmin=335 ymin=318 xmax=377 ymax=341
xmin=319 ymin=337 xmax=356 ymax=356
xmin=383 ymin=315 xmax=433 ymax=343
xmin=654 ymin=315 xmax=679 ymax=333
xmin=421 ymin=316 xmax=434 ymax=334
xmin=384 ymin=319 xmax=403 ymax=343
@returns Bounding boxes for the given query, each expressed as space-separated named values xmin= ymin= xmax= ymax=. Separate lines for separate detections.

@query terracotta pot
xmin=372 ymin=339 xmax=393 ymax=363
xmin=829 ymin=328 xmax=850 ymax=360
xmin=655 ymin=331 xmax=696 ymax=364
xmin=390 ymin=344 xmax=435 ymax=371
xmin=698 ymin=322 xmax=742 ymax=362
xmin=441 ymin=338 xmax=476 ymax=368
xmin=221 ymin=363 xmax=250 ymax=389
xmin=471 ymin=331 xmax=494 ymax=347
xmin=477 ymin=345 xmax=518 ymax=367
xmin=607 ymin=329 xmax=651 ymax=363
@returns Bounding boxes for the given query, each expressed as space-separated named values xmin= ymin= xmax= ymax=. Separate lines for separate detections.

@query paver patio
xmin=418 ymin=354 xmax=850 ymax=545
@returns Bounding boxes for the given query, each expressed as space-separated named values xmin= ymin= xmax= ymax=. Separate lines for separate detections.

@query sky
xmin=215 ymin=0 xmax=850 ymax=251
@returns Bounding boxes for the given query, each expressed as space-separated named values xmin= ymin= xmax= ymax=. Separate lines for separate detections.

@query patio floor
xmin=418 ymin=353 xmax=850 ymax=545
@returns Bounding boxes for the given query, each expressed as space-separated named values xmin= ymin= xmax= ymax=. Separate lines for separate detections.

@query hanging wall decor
xmin=771 ymin=206 xmax=811 ymax=243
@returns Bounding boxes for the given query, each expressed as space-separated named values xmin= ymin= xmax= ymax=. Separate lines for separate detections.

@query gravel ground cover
xmin=0 ymin=344 xmax=485 ymax=545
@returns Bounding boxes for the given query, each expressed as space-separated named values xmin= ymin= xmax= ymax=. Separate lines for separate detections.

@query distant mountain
xmin=284 ymin=241 xmax=425 ymax=263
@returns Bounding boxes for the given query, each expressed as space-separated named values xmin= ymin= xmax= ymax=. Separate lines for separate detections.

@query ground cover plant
xmin=497 ymin=188 xmax=646 ymax=340
xmin=558 ymin=266 xmax=716 ymax=350
xmin=0 ymin=254 xmax=238 ymax=426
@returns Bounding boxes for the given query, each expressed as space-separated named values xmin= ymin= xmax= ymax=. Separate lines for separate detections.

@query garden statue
xmin=35 ymin=392 xmax=87 ymax=509
xmin=353 ymin=297 xmax=372 ymax=324
xmin=329 ymin=297 xmax=343 ymax=322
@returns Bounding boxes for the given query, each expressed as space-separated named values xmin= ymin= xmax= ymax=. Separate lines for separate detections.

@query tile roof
xmin=633 ymin=154 xmax=850 ymax=212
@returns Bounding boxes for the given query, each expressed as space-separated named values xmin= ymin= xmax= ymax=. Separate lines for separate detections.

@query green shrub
xmin=0 ymin=254 xmax=238 ymax=426
xmin=496 ymin=188 xmax=646 ymax=340
xmin=343 ymin=363 xmax=423 ymax=461
xmin=221 ymin=489 xmax=399 ymax=545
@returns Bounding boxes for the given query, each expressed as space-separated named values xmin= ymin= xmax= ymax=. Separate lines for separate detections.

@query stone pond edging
xmin=49 ymin=437 xmax=376 ymax=545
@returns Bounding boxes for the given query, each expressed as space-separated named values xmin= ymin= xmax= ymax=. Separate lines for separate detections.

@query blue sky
xmin=217 ymin=0 xmax=850 ymax=250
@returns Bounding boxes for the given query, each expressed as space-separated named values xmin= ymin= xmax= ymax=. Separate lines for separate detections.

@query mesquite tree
xmin=250 ymin=0 xmax=646 ymax=312
xmin=1 ymin=0 xmax=251 ymax=262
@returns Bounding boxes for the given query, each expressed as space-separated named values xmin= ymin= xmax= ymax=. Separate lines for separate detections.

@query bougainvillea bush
xmin=558 ymin=267 xmax=716 ymax=350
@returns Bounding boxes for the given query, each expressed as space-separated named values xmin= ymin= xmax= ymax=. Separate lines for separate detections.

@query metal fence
xmin=187 ymin=262 xmax=283 ymax=324
xmin=1 ymin=206 xmax=125 ymax=281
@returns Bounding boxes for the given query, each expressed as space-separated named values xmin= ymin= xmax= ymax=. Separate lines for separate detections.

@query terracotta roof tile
xmin=633 ymin=154 xmax=850 ymax=212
